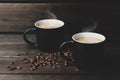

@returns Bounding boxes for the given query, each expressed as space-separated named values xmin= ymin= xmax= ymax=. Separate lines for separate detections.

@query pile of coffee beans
xmin=7 ymin=49 xmax=79 ymax=71
xmin=22 ymin=52 xmax=69 ymax=71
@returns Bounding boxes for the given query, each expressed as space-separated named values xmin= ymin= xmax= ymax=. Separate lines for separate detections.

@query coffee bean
xmin=57 ymin=52 xmax=61 ymax=56
xmin=7 ymin=66 xmax=10 ymax=68
xmin=64 ymin=63 xmax=67 ymax=66
xmin=45 ymin=56 xmax=49 ymax=60
xmin=23 ymin=60 xmax=30 ymax=63
xmin=64 ymin=52 xmax=69 ymax=57
xmin=64 ymin=61 xmax=68 ymax=66
xmin=55 ymin=62 xmax=58 ymax=65
xmin=36 ymin=55 xmax=40 ymax=60
xmin=32 ymin=65 xmax=36 ymax=69
xmin=39 ymin=60 xmax=42 ymax=63
xmin=52 ymin=61 xmax=55 ymax=64
xmin=48 ymin=63 xmax=52 ymax=66
xmin=47 ymin=58 xmax=51 ymax=61
xmin=8 ymin=66 xmax=17 ymax=70
xmin=30 ymin=58 xmax=35 ymax=63
xmin=34 ymin=63 xmax=40 ymax=67
xmin=30 ymin=68 xmax=34 ymax=71
xmin=40 ymin=56 xmax=44 ymax=59
xmin=43 ymin=63 xmax=46 ymax=66
xmin=22 ymin=58 xmax=27 ymax=61
xmin=17 ymin=53 xmax=21 ymax=56
xmin=10 ymin=62 xmax=14 ymax=65
xmin=16 ymin=66 xmax=22 ymax=69
xmin=40 ymin=64 xmax=43 ymax=67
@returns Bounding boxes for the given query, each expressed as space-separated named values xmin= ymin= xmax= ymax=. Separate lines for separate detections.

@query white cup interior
xmin=72 ymin=32 xmax=106 ymax=44
xmin=35 ymin=19 xmax=64 ymax=29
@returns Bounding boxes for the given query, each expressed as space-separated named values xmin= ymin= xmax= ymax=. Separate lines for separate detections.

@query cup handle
xmin=59 ymin=40 xmax=73 ymax=59
xmin=23 ymin=27 xmax=37 ymax=46
xmin=59 ymin=40 xmax=73 ymax=49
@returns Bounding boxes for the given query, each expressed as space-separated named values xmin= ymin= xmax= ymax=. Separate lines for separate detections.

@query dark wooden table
xmin=0 ymin=33 xmax=119 ymax=80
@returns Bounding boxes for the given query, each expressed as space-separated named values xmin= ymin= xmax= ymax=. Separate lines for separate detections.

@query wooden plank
xmin=1 ymin=75 xmax=120 ymax=80
xmin=0 ymin=3 xmax=69 ymax=32
xmin=0 ymin=56 xmax=119 ymax=74
xmin=0 ymin=0 xmax=80 ymax=3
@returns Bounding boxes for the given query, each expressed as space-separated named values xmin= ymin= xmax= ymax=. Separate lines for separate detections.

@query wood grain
xmin=0 ymin=0 xmax=79 ymax=3
xmin=1 ymin=75 xmax=120 ymax=80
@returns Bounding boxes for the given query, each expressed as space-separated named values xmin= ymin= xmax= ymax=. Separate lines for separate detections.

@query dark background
xmin=0 ymin=1 xmax=120 ymax=54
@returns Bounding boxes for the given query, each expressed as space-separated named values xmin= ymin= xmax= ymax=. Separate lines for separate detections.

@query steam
xmin=46 ymin=10 xmax=57 ymax=19
xmin=82 ymin=21 xmax=97 ymax=32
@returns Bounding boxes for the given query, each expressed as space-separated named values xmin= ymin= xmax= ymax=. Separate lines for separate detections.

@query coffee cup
xmin=60 ymin=32 xmax=106 ymax=69
xmin=23 ymin=19 xmax=64 ymax=53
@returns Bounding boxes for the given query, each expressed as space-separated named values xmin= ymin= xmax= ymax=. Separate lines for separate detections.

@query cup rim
xmin=34 ymin=19 xmax=64 ymax=29
xmin=72 ymin=32 xmax=106 ymax=44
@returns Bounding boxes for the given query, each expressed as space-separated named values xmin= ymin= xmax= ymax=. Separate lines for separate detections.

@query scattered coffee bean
xmin=23 ymin=60 xmax=29 ymax=63
xmin=64 ymin=61 xmax=68 ymax=66
xmin=17 ymin=53 xmax=21 ymax=56
xmin=30 ymin=58 xmax=35 ymax=63
xmin=39 ymin=64 xmax=43 ymax=67
xmin=7 ymin=66 xmax=10 ymax=68
xmin=22 ymin=58 xmax=27 ymax=61
xmin=35 ymin=63 xmax=40 ymax=67
xmin=36 ymin=55 xmax=40 ymax=60
xmin=32 ymin=65 xmax=36 ymax=70
xmin=55 ymin=62 xmax=58 ymax=65
xmin=8 ymin=66 xmax=17 ymax=70
xmin=64 ymin=52 xmax=69 ymax=57
xmin=48 ymin=63 xmax=52 ymax=66
xmin=30 ymin=68 xmax=34 ymax=71
xmin=43 ymin=63 xmax=46 ymax=66
xmin=16 ymin=66 xmax=22 ymax=69
xmin=52 ymin=61 xmax=55 ymax=64
xmin=7 ymin=49 xmax=79 ymax=71
xmin=10 ymin=62 xmax=14 ymax=65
